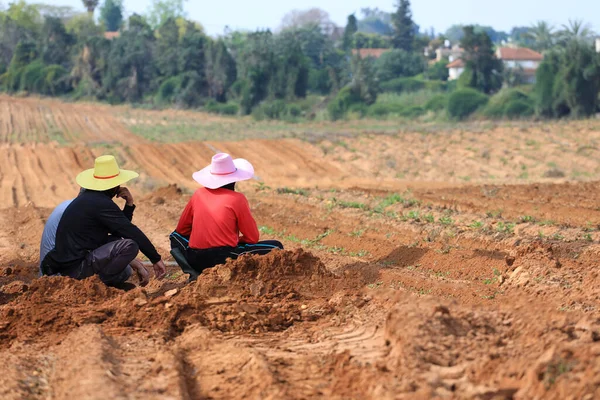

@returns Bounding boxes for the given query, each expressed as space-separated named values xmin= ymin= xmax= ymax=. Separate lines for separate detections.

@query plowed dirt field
xmin=1 ymin=96 xmax=600 ymax=399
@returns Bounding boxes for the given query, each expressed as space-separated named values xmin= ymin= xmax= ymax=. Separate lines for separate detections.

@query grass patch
xmin=496 ymin=222 xmax=515 ymax=234
xmin=259 ymin=226 xmax=276 ymax=235
xmin=439 ymin=216 xmax=454 ymax=226
xmin=277 ymin=187 xmax=309 ymax=196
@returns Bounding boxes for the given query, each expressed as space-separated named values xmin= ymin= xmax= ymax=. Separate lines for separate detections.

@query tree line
xmin=0 ymin=0 xmax=598 ymax=121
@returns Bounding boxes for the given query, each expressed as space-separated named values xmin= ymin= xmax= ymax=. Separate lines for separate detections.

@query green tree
xmin=374 ymin=49 xmax=424 ymax=81
xmin=100 ymin=0 xmax=123 ymax=32
xmin=205 ymin=38 xmax=236 ymax=102
xmin=40 ymin=17 xmax=75 ymax=67
xmin=342 ymin=14 xmax=357 ymax=50
xmin=526 ymin=21 xmax=555 ymax=52
xmin=353 ymin=32 xmax=390 ymax=49
xmin=350 ymin=55 xmax=378 ymax=105
xmin=104 ymin=14 xmax=156 ymax=102
xmin=557 ymin=19 xmax=594 ymax=45
xmin=460 ymin=26 xmax=503 ymax=94
xmin=146 ymin=0 xmax=186 ymax=29
xmin=557 ymin=40 xmax=600 ymax=116
xmin=391 ymin=0 xmax=414 ymax=51
xmin=82 ymin=0 xmax=99 ymax=15
xmin=426 ymin=58 xmax=449 ymax=81
xmin=0 ymin=39 xmax=36 ymax=91
xmin=533 ymin=52 xmax=560 ymax=117
xmin=357 ymin=8 xmax=392 ymax=35
xmin=156 ymin=17 xmax=180 ymax=78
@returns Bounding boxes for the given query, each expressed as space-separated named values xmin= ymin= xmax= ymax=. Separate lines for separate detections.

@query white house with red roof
xmin=496 ymin=47 xmax=543 ymax=83
xmin=446 ymin=58 xmax=465 ymax=81
xmin=446 ymin=46 xmax=544 ymax=83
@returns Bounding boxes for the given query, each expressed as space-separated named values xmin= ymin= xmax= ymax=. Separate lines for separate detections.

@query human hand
xmin=117 ymin=187 xmax=134 ymax=206
xmin=153 ymin=260 xmax=167 ymax=280
xmin=130 ymin=259 xmax=150 ymax=287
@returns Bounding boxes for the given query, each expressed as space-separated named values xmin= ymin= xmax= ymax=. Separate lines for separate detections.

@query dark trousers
xmin=170 ymin=232 xmax=283 ymax=278
xmin=45 ymin=239 xmax=136 ymax=286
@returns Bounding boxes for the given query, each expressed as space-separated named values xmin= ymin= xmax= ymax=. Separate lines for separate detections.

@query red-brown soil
xmin=1 ymin=97 xmax=600 ymax=399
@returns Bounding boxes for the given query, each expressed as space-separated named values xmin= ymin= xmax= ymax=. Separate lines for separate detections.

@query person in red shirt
xmin=171 ymin=153 xmax=283 ymax=280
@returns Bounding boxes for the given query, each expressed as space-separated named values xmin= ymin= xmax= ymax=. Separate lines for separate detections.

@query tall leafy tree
xmin=104 ymin=14 xmax=156 ymax=102
xmin=100 ymin=0 xmax=123 ymax=32
xmin=81 ymin=0 xmax=99 ymax=15
xmin=146 ymin=0 xmax=186 ymax=29
xmin=557 ymin=19 xmax=594 ymax=45
xmin=156 ymin=17 xmax=180 ymax=78
xmin=391 ymin=0 xmax=414 ymax=51
xmin=40 ymin=17 xmax=75 ymax=66
xmin=342 ymin=14 xmax=357 ymax=50
xmin=349 ymin=55 xmax=378 ymax=105
xmin=374 ymin=49 xmax=424 ymax=81
xmin=459 ymin=25 xmax=503 ymax=94
xmin=557 ymin=40 xmax=600 ymax=116
xmin=205 ymin=38 xmax=236 ymax=102
xmin=526 ymin=21 xmax=555 ymax=52
xmin=357 ymin=8 xmax=392 ymax=35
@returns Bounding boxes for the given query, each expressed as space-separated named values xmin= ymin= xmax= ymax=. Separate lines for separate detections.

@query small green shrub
xmin=447 ymin=88 xmax=489 ymax=120
xmin=156 ymin=76 xmax=182 ymax=104
xmin=40 ymin=65 xmax=69 ymax=95
xmin=482 ymin=88 xmax=532 ymax=119
xmin=328 ymin=86 xmax=364 ymax=120
xmin=367 ymin=103 xmax=398 ymax=117
xmin=504 ymin=99 xmax=534 ymax=118
xmin=205 ymin=100 xmax=239 ymax=115
xmin=19 ymin=60 xmax=45 ymax=92
xmin=423 ymin=80 xmax=448 ymax=92
xmin=380 ymin=77 xmax=425 ymax=93
xmin=424 ymin=94 xmax=447 ymax=111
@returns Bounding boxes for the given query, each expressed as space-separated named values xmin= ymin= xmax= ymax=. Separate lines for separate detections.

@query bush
xmin=503 ymin=99 xmax=534 ymax=118
xmin=427 ymin=59 xmax=450 ymax=81
xmin=424 ymin=94 xmax=448 ymax=111
xmin=308 ymin=68 xmax=331 ymax=95
xmin=424 ymin=80 xmax=448 ymax=92
xmin=252 ymin=100 xmax=305 ymax=121
xmin=367 ymin=103 xmax=398 ymax=117
xmin=40 ymin=65 xmax=69 ymax=95
xmin=375 ymin=49 xmax=425 ymax=82
xmin=327 ymin=86 xmax=364 ymax=120
xmin=156 ymin=77 xmax=182 ymax=105
xmin=19 ymin=60 xmax=45 ymax=92
xmin=366 ymin=102 xmax=425 ymax=118
xmin=380 ymin=77 xmax=425 ymax=94
xmin=205 ymin=100 xmax=239 ymax=116
xmin=447 ymin=88 xmax=489 ymax=120
xmin=481 ymin=88 xmax=532 ymax=119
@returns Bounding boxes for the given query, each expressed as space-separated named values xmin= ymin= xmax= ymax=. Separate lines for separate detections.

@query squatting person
xmin=41 ymin=155 xmax=166 ymax=289
xmin=170 ymin=153 xmax=283 ymax=280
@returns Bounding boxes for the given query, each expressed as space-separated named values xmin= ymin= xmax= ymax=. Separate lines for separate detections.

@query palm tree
xmin=526 ymin=21 xmax=555 ymax=52
xmin=557 ymin=19 xmax=594 ymax=44
xmin=81 ymin=0 xmax=99 ymax=15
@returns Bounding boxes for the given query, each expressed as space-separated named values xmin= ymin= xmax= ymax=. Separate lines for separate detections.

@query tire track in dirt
xmin=0 ymin=96 xmax=143 ymax=146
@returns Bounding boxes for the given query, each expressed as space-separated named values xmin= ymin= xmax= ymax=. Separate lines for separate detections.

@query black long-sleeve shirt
xmin=44 ymin=190 xmax=161 ymax=272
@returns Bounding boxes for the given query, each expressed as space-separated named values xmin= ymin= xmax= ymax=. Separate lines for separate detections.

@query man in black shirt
xmin=41 ymin=155 xmax=166 ymax=288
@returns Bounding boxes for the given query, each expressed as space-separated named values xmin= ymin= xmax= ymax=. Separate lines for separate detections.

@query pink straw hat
xmin=192 ymin=153 xmax=254 ymax=189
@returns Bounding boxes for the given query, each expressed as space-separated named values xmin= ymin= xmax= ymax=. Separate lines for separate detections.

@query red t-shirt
xmin=175 ymin=188 xmax=259 ymax=249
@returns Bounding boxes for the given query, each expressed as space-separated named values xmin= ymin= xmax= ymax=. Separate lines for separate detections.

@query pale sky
xmin=26 ymin=0 xmax=600 ymax=36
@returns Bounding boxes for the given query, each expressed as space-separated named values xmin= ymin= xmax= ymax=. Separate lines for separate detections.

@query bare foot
xmin=130 ymin=259 xmax=150 ymax=287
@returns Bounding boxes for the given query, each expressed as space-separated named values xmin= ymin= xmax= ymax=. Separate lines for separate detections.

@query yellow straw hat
xmin=76 ymin=155 xmax=139 ymax=191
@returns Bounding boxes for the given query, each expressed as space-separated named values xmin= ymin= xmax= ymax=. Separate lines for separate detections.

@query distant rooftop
xmin=496 ymin=47 xmax=543 ymax=61
xmin=351 ymin=48 xmax=390 ymax=59
xmin=104 ymin=31 xmax=120 ymax=40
